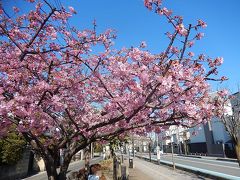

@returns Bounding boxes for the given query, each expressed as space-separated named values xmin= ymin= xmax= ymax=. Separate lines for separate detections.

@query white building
xmin=158 ymin=125 xmax=190 ymax=154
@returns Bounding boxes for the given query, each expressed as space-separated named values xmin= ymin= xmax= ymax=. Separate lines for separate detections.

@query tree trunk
xmin=113 ymin=154 xmax=118 ymax=180
xmin=58 ymin=166 xmax=68 ymax=180
xmin=235 ymin=142 xmax=240 ymax=167
xmin=84 ymin=148 xmax=90 ymax=178
xmin=148 ymin=143 xmax=151 ymax=162
xmin=44 ymin=156 xmax=71 ymax=180
xmin=58 ymin=158 xmax=71 ymax=180
xmin=45 ymin=159 xmax=58 ymax=180
xmin=184 ymin=141 xmax=187 ymax=155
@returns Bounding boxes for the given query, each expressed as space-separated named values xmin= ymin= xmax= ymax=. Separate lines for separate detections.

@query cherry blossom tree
xmin=0 ymin=0 xmax=226 ymax=179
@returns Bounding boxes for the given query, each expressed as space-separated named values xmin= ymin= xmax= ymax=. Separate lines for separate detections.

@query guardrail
xmin=136 ymin=155 xmax=240 ymax=180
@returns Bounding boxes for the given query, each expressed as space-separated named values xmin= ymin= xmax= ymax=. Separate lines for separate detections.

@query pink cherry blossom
xmin=140 ymin=41 xmax=147 ymax=48
xmin=187 ymin=41 xmax=195 ymax=47
xmin=198 ymin=19 xmax=207 ymax=28
xmin=220 ymin=76 xmax=228 ymax=81
xmin=188 ymin=52 xmax=195 ymax=57
xmin=217 ymin=89 xmax=228 ymax=97
xmin=68 ymin=6 xmax=77 ymax=14
xmin=175 ymin=24 xmax=188 ymax=36
xmin=13 ymin=7 xmax=20 ymax=13
xmin=144 ymin=0 xmax=153 ymax=10
xmin=170 ymin=46 xmax=179 ymax=54
xmin=196 ymin=32 xmax=204 ymax=40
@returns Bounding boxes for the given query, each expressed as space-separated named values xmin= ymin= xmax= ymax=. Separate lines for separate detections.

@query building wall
xmin=230 ymin=92 xmax=240 ymax=141
xmin=189 ymin=117 xmax=231 ymax=144
xmin=188 ymin=117 xmax=233 ymax=157
xmin=211 ymin=117 xmax=231 ymax=144
xmin=189 ymin=124 xmax=206 ymax=143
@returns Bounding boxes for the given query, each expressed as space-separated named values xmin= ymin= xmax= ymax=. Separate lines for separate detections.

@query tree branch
xmin=19 ymin=8 xmax=56 ymax=61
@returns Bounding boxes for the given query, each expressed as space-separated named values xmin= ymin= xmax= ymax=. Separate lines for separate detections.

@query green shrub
xmin=0 ymin=132 xmax=26 ymax=165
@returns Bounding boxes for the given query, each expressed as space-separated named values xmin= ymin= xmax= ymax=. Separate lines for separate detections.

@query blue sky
xmin=3 ymin=0 xmax=240 ymax=93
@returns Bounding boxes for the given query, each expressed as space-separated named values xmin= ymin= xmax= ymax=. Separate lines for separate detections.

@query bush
xmin=0 ymin=132 xmax=26 ymax=165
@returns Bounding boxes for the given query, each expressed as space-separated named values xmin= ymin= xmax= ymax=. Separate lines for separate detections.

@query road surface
xmin=139 ymin=153 xmax=240 ymax=178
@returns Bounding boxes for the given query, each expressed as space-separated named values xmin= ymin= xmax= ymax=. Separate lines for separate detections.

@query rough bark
xmin=58 ymin=158 xmax=71 ymax=180
xmin=43 ymin=152 xmax=71 ymax=180
xmin=113 ymin=154 xmax=118 ymax=180
xmin=45 ymin=158 xmax=58 ymax=180
xmin=84 ymin=148 xmax=90 ymax=178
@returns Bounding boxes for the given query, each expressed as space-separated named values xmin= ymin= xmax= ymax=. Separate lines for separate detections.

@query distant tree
xmin=221 ymin=92 xmax=240 ymax=166
xmin=93 ymin=142 xmax=103 ymax=153
xmin=0 ymin=0 xmax=226 ymax=179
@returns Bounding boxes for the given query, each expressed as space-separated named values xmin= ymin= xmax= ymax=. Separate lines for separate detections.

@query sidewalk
xmin=126 ymin=157 xmax=209 ymax=180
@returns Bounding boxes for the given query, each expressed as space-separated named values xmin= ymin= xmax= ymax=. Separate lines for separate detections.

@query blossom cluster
xmin=0 ymin=1 xmax=225 ymax=147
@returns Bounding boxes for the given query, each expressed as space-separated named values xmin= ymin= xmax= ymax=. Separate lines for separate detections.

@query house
xmin=158 ymin=125 xmax=190 ymax=154
xmin=156 ymin=93 xmax=237 ymax=157
xmin=188 ymin=92 xmax=236 ymax=157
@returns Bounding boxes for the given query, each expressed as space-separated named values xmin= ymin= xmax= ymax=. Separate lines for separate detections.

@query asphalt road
xmin=140 ymin=153 xmax=240 ymax=178
xmin=129 ymin=157 xmax=210 ymax=180
xmin=23 ymin=157 xmax=103 ymax=180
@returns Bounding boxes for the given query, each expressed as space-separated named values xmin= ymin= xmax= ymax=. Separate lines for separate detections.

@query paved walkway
xmin=127 ymin=157 xmax=210 ymax=180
